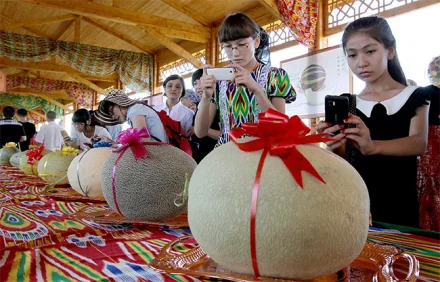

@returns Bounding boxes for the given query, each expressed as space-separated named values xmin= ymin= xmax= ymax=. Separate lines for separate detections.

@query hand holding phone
xmin=206 ymin=68 xmax=235 ymax=81
xmin=325 ymin=95 xmax=349 ymax=125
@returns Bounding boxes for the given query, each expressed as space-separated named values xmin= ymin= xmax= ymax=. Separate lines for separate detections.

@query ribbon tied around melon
xmin=26 ymin=145 xmax=45 ymax=165
xmin=110 ymin=127 xmax=188 ymax=215
xmin=228 ymin=109 xmax=335 ymax=278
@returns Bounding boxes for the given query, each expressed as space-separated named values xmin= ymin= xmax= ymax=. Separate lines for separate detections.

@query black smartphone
xmin=91 ymin=137 xmax=101 ymax=144
xmin=325 ymin=95 xmax=349 ymax=125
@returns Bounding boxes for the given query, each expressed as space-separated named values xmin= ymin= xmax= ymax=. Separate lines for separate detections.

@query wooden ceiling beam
xmin=1 ymin=13 xmax=52 ymax=38
xmin=142 ymin=27 xmax=203 ymax=69
xmin=255 ymin=0 xmax=280 ymax=19
xmin=82 ymin=17 xmax=155 ymax=54
xmin=21 ymin=0 xmax=211 ymax=38
xmin=159 ymin=0 xmax=210 ymax=27
xmin=10 ymin=88 xmax=72 ymax=100
xmin=54 ymin=19 xmax=75 ymax=40
xmin=29 ymin=110 xmax=46 ymax=119
xmin=150 ymin=26 xmax=208 ymax=43
xmin=0 ymin=14 xmax=77 ymax=31
xmin=66 ymin=73 xmax=106 ymax=94
xmin=113 ymin=0 xmax=119 ymax=8
xmin=6 ymin=91 xmax=69 ymax=110
xmin=0 ymin=58 xmax=118 ymax=82
xmin=74 ymin=17 xmax=81 ymax=42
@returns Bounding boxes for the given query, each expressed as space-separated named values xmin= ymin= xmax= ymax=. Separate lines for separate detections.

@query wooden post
xmin=211 ymin=26 xmax=218 ymax=67
xmin=205 ymin=28 xmax=212 ymax=66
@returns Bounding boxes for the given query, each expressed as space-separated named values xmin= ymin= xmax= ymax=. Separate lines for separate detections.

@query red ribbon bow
xmin=114 ymin=128 xmax=151 ymax=160
xmin=26 ymin=145 xmax=45 ymax=165
xmin=228 ymin=109 xmax=334 ymax=278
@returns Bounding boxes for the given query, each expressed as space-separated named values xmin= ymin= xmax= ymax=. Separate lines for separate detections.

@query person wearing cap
xmin=153 ymin=74 xmax=194 ymax=137
xmin=190 ymin=69 xmax=220 ymax=163
xmin=67 ymin=109 xmax=113 ymax=150
xmin=97 ymin=89 xmax=168 ymax=143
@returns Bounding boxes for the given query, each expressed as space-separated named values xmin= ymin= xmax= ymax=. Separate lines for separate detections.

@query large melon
xmin=67 ymin=148 xmax=113 ymax=199
xmin=101 ymin=145 xmax=197 ymax=221
xmin=0 ymin=146 xmax=19 ymax=165
xmin=19 ymin=150 xmax=51 ymax=175
xmin=38 ymin=151 xmax=77 ymax=184
xmin=300 ymin=64 xmax=326 ymax=91
xmin=10 ymin=151 xmax=26 ymax=168
xmin=188 ymin=140 xmax=370 ymax=280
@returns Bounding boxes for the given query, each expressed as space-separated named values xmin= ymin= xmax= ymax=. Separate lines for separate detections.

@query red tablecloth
xmin=0 ymin=166 xmax=439 ymax=281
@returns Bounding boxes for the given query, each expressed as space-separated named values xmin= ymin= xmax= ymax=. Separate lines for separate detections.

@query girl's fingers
xmin=325 ymin=133 xmax=346 ymax=147
xmin=328 ymin=139 xmax=347 ymax=150
xmin=340 ymin=127 xmax=360 ymax=135
xmin=324 ymin=124 xmax=345 ymax=134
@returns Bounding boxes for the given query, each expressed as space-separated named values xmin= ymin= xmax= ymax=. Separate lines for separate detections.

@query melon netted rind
xmin=0 ymin=147 xmax=20 ymax=165
xmin=10 ymin=151 xmax=26 ymax=167
xmin=188 ymin=141 xmax=370 ymax=280
xmin=19 ymin=150 xmax=50 ymax=175
xmin=67 ymin=147 xmax=113 ymax=199
xmin=101 ymin=145 xmax=197 ymax=221
xmin=38 ymin=152 xmax=76 ymax=184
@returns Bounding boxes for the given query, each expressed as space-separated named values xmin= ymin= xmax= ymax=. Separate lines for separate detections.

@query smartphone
xmin=91 ymin=137 xmax=101 ymax=144
xmin=206 ymin=68 xmax=235 ymax=81
xmin=325 ymin=95 xmax=349 ymax=125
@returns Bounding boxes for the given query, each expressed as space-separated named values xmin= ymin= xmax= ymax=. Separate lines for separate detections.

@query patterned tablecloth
xmin=0 ymin=165 xmax=439 ymax=282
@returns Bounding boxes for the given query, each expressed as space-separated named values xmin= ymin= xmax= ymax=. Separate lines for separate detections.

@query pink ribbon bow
xmin=113 ymin=128 xmax=151 ymax=160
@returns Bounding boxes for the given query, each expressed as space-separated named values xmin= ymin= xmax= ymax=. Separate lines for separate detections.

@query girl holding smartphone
xmin=195 ymin=13 xmax=296 ymax=147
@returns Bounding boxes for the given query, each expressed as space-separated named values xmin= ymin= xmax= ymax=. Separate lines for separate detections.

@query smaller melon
xmin=101 ymin=145 xmax=197 ymax=221
xmin=10 ymin=151 xmax=26 ymax=168
xmin=0 ymin=147 xmax=19 ymax=165
xmin=67 ymin=148 xmax=113 ymax=199
xmin=38 ymin=151 xmax=77 ymax=184
xmin=19 ymin=150 xmax=51 ymax=176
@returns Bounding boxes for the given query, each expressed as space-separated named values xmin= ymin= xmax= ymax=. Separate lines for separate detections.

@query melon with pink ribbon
xmin=101 ymin=128 xmax=197 ymax=221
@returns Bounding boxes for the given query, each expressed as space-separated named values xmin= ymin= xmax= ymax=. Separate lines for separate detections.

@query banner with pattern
xmin=7 ymin=76 xmax=95 ymax=109
xmin=275 ymin=0 xmax=318 ymax=49
xmin=0 ymin=32 xmax=154 ymax=93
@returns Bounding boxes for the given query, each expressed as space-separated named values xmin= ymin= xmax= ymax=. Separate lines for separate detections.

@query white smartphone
xmin=206 ymin=68 xmax=235 ymax=81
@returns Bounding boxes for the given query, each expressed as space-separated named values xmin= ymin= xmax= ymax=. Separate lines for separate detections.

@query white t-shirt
xmin=126 ymin=104 xmax=168 ymax=142
xmin=154 ymin=102 xmax=194 ymax=137
xmin=34 ymin=121 xmax=64 ymax=151
xmin=106 ymin=124 xmax=123 ymax=141
xmin=70 ymin=125 xmax=112 ymax=150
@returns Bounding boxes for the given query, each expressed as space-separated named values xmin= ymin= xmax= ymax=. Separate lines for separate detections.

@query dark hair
xmin=46 ymin=111 xmax=56 ymax=120
xmin=192 ymin=69 xmax=203 ymax=86
xmin=17 ymin=108 xmax=28 ymax=117
xmin=72 ymin=108 xmax=91 ymax=124
xmin=88 ymin=110 xmax=101 ymax=126
xmin=218 ymin=13 xmax=260 ymax=43
xmin=342 ymin=16 xmax=407 ymax=86
xmin=3 ymin=106 xmax=15 ymax=118
xmin=163 ymin=74 xmax=186 ymax=98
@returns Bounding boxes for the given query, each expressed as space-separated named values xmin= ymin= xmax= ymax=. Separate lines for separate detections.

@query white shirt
xmin=106 ymin=124 xmax=123 ymax=141
xmin=126 ymin=104 xmax=168 ymax=142
xmin=154 ymin=102 xmax=194 ymax=137
xmin=34 ymin=121 xmax=64 ymax=151
xmin=357 ymin=86 xmax=419 ymax=117
xmin=70 ymin=125 xmax=112 ymax=150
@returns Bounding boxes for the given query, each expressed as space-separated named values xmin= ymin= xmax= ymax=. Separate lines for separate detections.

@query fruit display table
xmin=0 ymin=165 xmax=438 ymax=281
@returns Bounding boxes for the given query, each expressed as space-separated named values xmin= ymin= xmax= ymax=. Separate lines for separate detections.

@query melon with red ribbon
xmin=19 ymin=146 xmax=50 ymax=175
xmin=101 ymin=128 xmax=197 ymax=221
xmin=188 ymin=109 xmax=370 ymax=280
xmin=38 ymin=146 xmax=78 ymax=184
xmin=67 ymin=147 xmax=113 ymax=199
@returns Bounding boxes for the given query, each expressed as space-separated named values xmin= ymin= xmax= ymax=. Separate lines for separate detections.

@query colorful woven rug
xmin=0 ymin=166 xmax=439 ymax=281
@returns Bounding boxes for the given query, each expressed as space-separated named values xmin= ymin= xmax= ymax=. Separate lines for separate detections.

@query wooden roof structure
xmin=0 ymin=0 xmax=281 ymax=115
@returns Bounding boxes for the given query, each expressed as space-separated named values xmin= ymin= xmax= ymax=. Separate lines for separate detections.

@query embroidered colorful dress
xmin=214 ymin=63 xmax=296 ymax=146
